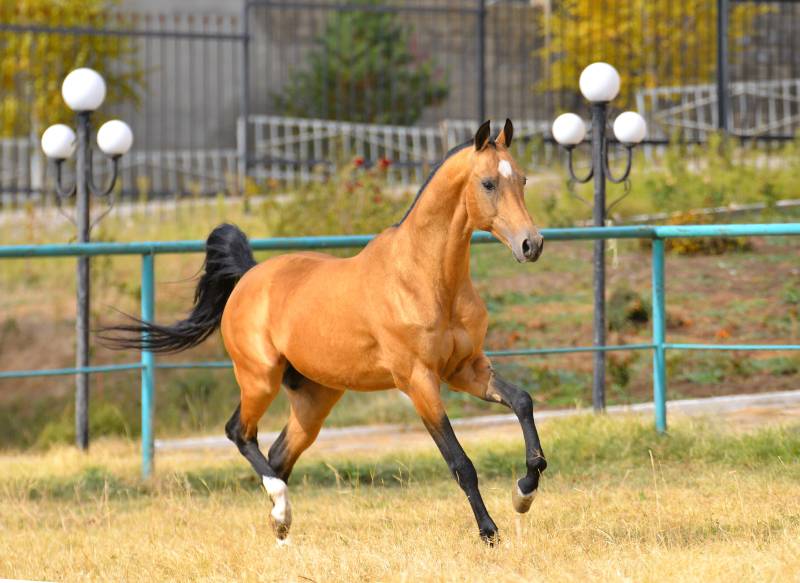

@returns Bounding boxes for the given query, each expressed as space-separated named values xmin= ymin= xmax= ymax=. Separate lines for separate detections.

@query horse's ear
xmin=497 ymin=118 xmax=513 ymax=147
xmin=474 ymin=120 xmax=491 ymax=150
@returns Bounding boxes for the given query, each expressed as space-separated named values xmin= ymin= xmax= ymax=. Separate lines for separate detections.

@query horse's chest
xmin=441 ymin=324 xmax=475 ymax=374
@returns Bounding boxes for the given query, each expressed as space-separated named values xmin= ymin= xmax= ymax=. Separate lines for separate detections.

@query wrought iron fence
xmin=1 ymin=0 xmax=799 ymax=202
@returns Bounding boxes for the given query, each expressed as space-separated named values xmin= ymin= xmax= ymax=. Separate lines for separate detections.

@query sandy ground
xmin=155 ymin=390 xmax=800 ymax=463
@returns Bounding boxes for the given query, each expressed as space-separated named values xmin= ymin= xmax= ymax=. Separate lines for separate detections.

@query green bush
xmin=261 ymin=160 xmax=414 ymax=237
xmin=608 ymin=286 xmax=650 ymax=331
xmin=534 ymin=135 xmax=800 ymax=230
xmin=273 ymin=0 xmax=448 ymax=124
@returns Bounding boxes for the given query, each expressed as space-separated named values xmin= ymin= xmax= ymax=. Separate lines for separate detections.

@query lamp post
xmin=41 ymin=68 xmax=133 ymax=450
xmin=551 ymin=62 xmax=647 ymax=412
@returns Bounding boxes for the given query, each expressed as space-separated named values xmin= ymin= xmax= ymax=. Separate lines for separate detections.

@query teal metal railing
xmin=2 ymin=223 xmax=800 ymax=477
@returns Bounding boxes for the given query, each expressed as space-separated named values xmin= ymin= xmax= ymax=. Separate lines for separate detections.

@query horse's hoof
xmin=264 ymin=477 xmax=292 ymax=540
xmin=480 ymin=528 xmax=500 ymax=547
xmin=512 ymin=483 xmax=537 ymax=514
xmin=270 ymin=510 xmax=292 ymax=540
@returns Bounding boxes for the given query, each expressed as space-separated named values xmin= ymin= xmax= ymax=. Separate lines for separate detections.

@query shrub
xmin=273 ymin=0 xmax=448 ymax=124
xmin=261 ymin=159 xmax=414 ymax=237
xmin=608 ymin=286 xmax=650 ymax=331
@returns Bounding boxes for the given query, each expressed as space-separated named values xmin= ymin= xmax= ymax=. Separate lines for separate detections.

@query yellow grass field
xmin=2 ymin=415 xmax=799 ymax=582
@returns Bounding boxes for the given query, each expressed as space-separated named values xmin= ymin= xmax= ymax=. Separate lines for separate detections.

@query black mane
xmin=395 ymin=139 xmax=474 ymax=226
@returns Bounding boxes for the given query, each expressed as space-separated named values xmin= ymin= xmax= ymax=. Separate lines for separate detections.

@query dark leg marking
xmin=224 ymin=404 xmax=279 ymax=479
xmin=267 ymin=427 xmax=292 ymax=482
xmin=487 ymin=372 xmax=547 ymax=499
xmin=423 ymin=414 xmax=499 ymax=545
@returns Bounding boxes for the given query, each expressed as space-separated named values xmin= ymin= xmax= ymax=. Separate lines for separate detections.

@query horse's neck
xmin=394 ymin=160 xmax=473 ymax=296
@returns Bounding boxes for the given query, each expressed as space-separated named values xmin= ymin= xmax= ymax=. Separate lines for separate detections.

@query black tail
xmin=100 ymin=223 xmax=256 ymax=353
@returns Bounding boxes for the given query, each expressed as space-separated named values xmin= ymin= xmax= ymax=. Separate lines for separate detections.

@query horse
xmin=104 ymin=119 xmax=547 ymax=545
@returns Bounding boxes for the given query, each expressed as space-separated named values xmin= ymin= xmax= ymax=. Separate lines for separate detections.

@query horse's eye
xmin=482 ymin=179 xmax=496 ymax=191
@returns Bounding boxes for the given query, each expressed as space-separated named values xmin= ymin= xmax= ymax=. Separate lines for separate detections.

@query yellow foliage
xmin=0 ymin=0 xmax=143 ymax=137
xmin=541 ymin=0 xmax=770 ymax=106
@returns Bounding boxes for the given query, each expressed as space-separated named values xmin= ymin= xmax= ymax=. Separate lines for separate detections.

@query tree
xmin=274 ymin=0 xmax=448 ymax=125
xmin=0 ymin=0 xmax=142 ymax=137
xmin=541 ymin=0 xmax=768 ymax=106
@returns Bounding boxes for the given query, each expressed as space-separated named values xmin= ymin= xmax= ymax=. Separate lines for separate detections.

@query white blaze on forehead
xmin=263 ymin=476 xmax=289 ymax=523
xmin=498 ymin=159 xmax=513 ymax=179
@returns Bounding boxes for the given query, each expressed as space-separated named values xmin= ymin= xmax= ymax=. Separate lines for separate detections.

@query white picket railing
xmin=636 ymin=78 xmax=800 ymax=140
xmin=244 ymin=115 xmax=552 ymax=185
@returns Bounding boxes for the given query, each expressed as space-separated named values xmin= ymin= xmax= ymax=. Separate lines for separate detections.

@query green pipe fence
xmin=2 ymin=223 xmax=799 ymax=477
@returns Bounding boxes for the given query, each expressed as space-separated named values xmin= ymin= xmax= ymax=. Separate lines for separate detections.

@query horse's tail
xmin=99 ymin=223 xmax=256 ymax=353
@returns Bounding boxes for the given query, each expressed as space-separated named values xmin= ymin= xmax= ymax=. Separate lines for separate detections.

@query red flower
xmin=354 ymin=157 xmax=365 ymax=168
xmin=378 ymin=157 xmax=392 ymax=169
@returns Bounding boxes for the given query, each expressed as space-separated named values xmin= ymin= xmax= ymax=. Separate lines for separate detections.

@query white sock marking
xmin=263 ymin=476 xmax=289 ymax=523
xmin=498 ymin=159 xmax=513 ymax=179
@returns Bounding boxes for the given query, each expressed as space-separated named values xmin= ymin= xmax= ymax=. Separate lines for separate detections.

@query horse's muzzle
xmin=512 ymin=233 xmax=544 ymax=263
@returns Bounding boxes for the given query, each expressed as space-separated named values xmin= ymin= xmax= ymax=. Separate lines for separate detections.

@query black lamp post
xmin=40 ymin=67 xmax=133 ymax=450
xmin=551 ymin=62 xmax=647 ymax=412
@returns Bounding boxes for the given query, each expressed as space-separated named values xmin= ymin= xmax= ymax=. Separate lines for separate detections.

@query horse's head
xmin=465 ymin=119 xmax=543 ymax=263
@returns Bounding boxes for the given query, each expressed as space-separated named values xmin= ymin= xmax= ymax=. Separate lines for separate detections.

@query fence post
xmin=476 ymin=0 xmax=487 ymax=123
xmin=141 ymin=253 xmax=156 ymax=478
xmin=716 ymin=0 xmax=730 ymax=132
xmin=651 ymin=238 xmax=667 ymax=433
xmin=238 ymin=0 xmax=251 ymax=194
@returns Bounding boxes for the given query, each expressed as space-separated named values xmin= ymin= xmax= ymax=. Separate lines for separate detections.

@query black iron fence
xmin=0 ymin=9 xmax=245 ymax=201
xmin=1 ymin=0 xmax=799 ymax=202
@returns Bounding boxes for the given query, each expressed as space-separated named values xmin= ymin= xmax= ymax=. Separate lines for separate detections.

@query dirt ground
xmin=156 ymin=390 xmax=800 ymax=460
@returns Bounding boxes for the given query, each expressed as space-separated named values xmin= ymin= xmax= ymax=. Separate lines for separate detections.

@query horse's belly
xmin=279 ymin=315 xmax=393 ymax=391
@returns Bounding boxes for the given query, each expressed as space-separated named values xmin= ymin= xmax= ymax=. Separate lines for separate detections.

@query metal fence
xmin=0 ymin=10 xmax=245 ymax=202
xmin=2 ymin=0 xmax=800 ymax=201
xmin=1 ymin=223 xmax=799 ymax=476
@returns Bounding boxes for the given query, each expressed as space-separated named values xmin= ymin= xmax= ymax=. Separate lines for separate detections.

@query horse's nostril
xmin=522 ymin=238 xmax=531 ymax=256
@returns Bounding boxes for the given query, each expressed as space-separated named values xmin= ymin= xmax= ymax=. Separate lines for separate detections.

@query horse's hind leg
xmin=268 ymin=376 xmax=344 ymax=482
xmin=252 ymin=376 xmax=342 ymax=541
xmin=224 ymin=360 xmax=290 ymax=539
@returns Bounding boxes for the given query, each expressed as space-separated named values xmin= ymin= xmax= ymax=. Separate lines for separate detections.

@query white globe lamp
xmin=613 ymin=111 xmax=647 ymax=145
xmin=551 ymin=113 xmax=586 ymax=146
xmin=579 ymin=62 xmax=621 ymax=103
xmin=41 ymin=124 xmax=77 ymax=160
xmin=97 ymin=120 xmax=134 ymax=157
xmin=61 ymin=68 xmax=107 ymax=112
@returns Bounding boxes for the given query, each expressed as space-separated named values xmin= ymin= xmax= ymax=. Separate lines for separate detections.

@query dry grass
xmin=2 ymin=415 xmax=799 ymax=582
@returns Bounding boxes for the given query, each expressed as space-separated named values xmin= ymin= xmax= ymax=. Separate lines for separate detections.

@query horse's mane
xmin=394 ymin=139 xmax=474 ymax=226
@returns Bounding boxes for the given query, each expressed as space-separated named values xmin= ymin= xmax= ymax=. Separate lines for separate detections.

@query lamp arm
xmin=565 ymin=145 xmax=593 ymax=183
xmin=88 ymin=148 xmax=121 ymax=197
xmin=54 ymin=159 xmax=77 ymax=199
xmin=603 ymin=142 xmax=634 ymax=184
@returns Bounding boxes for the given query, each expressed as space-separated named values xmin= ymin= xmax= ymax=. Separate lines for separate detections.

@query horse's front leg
xmin=448 ymin=355 xmax=547 ymax=514
xmin=399 ymin=366 xmax=499 ymax=545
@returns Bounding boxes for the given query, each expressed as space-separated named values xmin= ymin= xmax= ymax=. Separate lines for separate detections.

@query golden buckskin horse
xmin=105 ymin=120 xmax=546 ymax=545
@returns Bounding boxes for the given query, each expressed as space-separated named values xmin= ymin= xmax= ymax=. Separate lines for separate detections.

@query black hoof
xmin=480 ymin=528 xmax=500 ymax=547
